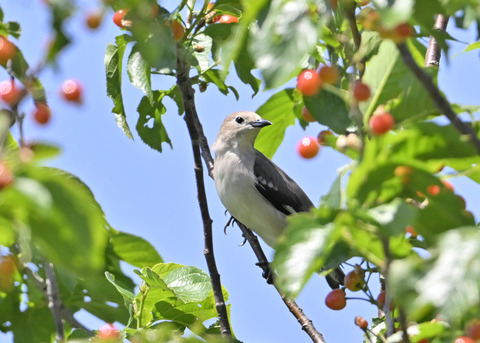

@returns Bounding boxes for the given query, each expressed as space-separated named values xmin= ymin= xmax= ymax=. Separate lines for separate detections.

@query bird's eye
xmin=235 ymin=116 xmax=244 ymax=124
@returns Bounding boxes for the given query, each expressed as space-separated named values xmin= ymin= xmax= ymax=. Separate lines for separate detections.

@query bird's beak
xmin=249 ymin=119 xmax=272 ymax=128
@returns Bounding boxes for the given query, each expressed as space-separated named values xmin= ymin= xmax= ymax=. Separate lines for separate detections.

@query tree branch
xmin=237 ymin=222 xmax=326 ymax=343
xmin=397 ymin=42 xmax=480 ymax=155
xmin=44 ymin=262 xmax=65 ymax=342
xmin=176 ymin=51 xmax=232 ymax=337
xmin=425 ymin=15 xmax=449 ymax=67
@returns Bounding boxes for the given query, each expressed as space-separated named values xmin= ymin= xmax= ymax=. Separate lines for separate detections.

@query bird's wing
xmin=253 ymin=150 xmax=314 ymax=216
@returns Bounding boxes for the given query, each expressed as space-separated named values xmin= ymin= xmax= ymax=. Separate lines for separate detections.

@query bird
xmin=212 ymin=111 xmax=344 ymax=288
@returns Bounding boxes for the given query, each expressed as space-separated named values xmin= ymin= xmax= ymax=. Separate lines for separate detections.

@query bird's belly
xmin=216 ymin=173 xmax=286 ymax=247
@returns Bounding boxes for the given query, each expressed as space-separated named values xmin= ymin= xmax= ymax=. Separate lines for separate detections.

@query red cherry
xmin=353 ymin=81 xmax=371 ymax=101
xmin=0 ymin=80 xmax=21 ymax=105
xmin=297 ymin=69 xmax=321 ymax=96
xmin=454 ymin=337 xmax=475 ymax=343
xmin=395 ymin=23 xmax=413 ymax=38
xmin=467 ymin=320 xmax=480 ymax=340
xmin=113 ymin=9 xmax=128 ymax=28
xmin=97 ymin=323 xmax=120 ymax=340
xmin=296 ymin=137 xmax=320 ymax=159
xmin=301 ymin=107 xmax=315 ymax=122
xmin=325 ymin=289 xmax=346 ymax=310
xmin=33 ymin=103 xmax=51 ymax=125
xmin=427 ymin=184 xmax=440 ymax=196
xmin=369 ymin=112 xmax=394 ymax=135
xmin=171 ymin=20 xmax=185 ymax=41
xmin=0 ymin=37 xmax=16 ymax=63
xmin=218 ymin=14 xmax=239 ymax=23
xmin=317 ymin=130 xmax=333 ymax=145
xmin=406 ymin=225 xmax=418 ymax=238
xmin=394 ymin=165 xmax=412 ymax=183
xmin=0 ymin=161 xmax=14 ymax=189
xmin=354 ymin=316 xmax=368 ymax=330
xmin=61 ymin=79 xmax=83 ymax=103
xmin=318 ymin=65 xmax=339 ymax=85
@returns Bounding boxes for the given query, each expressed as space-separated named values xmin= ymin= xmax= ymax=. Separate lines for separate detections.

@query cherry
xmin=427 ymin=184 xmax=440 ymax=196
xmin=325 ymin=289 xmax=346 ymax=310
xmin=0 ymin=80 xmax=21 ymax=105
xmin=301 ymin=106 xmax=315 ymax=122
xmin=113 ymin=9 xmax=128 ymax=28
xmin=97 ymin=323 xmax=120 ymax=340
xmin=318 ymin=65 xmax=339 ymax=85
xmin=353 ymin=81 xmax=371 ymax=101
xmin=297 ymin=137 xmax=319 ymax=159
xmin=218 ymin=14 xmax=239 ymax=23
xmin=0 ymin=161 xmax=14 ymax=189
xmin=376 ymin=291 xmax=393 ymax=310
xmin=467 ymin=320 xmax=480 ymax=340
xmin=406 ymin=225 xmax=418 ymax=238
xmin=454 ymin=337 xmax=475 ymax=343
xmin=317 ymin=130 xmax=333 ymax=145
xmin=354 ymin=316 xmax=368 ymax=330
xmin=344 ymin=267 xmax=365 ymax=292
xmin=0 ymin=37 xmax=16 ymax=63
xmin=171 ymin=20 xmax=185 ymax=41
xmin=86 ymin=11 xmax=102 ymax=29
xmin=346 ymin=133 xmax=361 ymax=151
xmin=33 ymin=103 xmax=51 ymax=125
xmin=369 ymin=112 xmax=394 ymax=135
xmin=297 ymin=69 xmax=321 ymax=96
xmin=394 ymin=165 xmax=412 ymax=183
xmin=360 ymin=0 xmax=371 ymax=6
xmin=0 ymin=255 xmax=16 ymax=292
xmin=61 ymin=79 xmax=83 ymax=103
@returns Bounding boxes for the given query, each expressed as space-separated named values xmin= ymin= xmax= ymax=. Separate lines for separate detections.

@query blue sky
xmin=1 ymin=1 xmax=479 ymax=342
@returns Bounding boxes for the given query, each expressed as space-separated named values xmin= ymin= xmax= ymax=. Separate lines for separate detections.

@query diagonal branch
xmin=44 ymin=262 xmax=65 ymax=342
xmin=397 ymin=42 xmax=480 ymax=155
xmin=176 ymin=52 xmax=232 ymax=337
xmin=236 ymin=222 xmax=326 ymax=343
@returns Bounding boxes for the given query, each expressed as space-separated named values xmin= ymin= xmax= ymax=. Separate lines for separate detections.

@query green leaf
xmin=304 ymin=88 xmax=352 ymax=134
xmin=127 ymin=44 xmax=153 ymax=104
xmin=0 ymin=215 xmax=15 ymax=246
xmin=464 ymin=40 xmax=480 ymax=53
xmin=136 ymin=90 xmax=172 ymax=153
xmin=320 ymin=164 xmax=351 ymax=208
xmin=373 ymin=0 xmax=415 ymax=28
xmin=387 ymin=321 xmax=448 ymax=343
xmin=233 ymin=34 xmax=260 ymax=96
xmin=390 ymin=227 xmax=480 ymax=323
xmin=249 ymin=0 xmax=321 ymax=88
xmin=30 ymin=143 xmax=61 ymax=160
xmin=110 ymin=231 xmax=163 ymax=268
xmin=105 ymin=34 xmax=134 ymax=139
xmin=162 ymin=266 xmax=212 ymax=303
xmin=273 ymin=208 xmax=345 ymax=297
xmin=361 ymin=40 xmax=437 ymax=123
xmin=367 ymin=198 xmax=417 ymax=236
xmin=201 ymin=69 xmax=238 ymax=100
xmin=189 ymin=33 xmax=213 ymax=74
xmin=254 ymin=88 xmax=297 ymax=158
xmin=1 ymin=167 xmax=108 ymax=276
xmin=105 ymin=271 xmax=135 ymax=304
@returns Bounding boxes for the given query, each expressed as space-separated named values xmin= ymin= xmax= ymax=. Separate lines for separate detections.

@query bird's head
xmin=212 ymin=111 xmax=272 ymax=152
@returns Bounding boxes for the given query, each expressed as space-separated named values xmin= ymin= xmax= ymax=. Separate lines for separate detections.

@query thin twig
xmin=44 ymin=262 xmax=65 ymax=342
xmin=237 ymin=222 xmax=326 ymax=343
xmin=425 ymin=15 xmax=449 ymax=67
xmin=61 ymin=308 xmax=93 ymax=334
xmin=398 ymin=307 xmax=411 ymax=343
xmin=344 ymin=3 xmax=366 ymax=78
xmin=380 ymin=239 xmax=394 ymax=338
xmin=176 ymin=52 xmax=232 ymax=337
xmin=397 ymin=43 xmax=480 ymax=155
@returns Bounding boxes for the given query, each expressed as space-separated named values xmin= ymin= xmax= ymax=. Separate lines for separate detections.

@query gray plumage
xmin=212 ymin=111 xmax=343 ymax=288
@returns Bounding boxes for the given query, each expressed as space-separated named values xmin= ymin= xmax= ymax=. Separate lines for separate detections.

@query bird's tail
xmin=325 ymin=266 xmax=345 ymax=289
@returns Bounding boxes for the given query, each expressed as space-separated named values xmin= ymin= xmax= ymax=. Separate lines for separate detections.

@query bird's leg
xmin=224 ymin=215 xmax=248 ymax=246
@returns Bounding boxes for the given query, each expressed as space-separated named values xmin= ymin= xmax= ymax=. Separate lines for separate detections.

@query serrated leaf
xmin=105 ymin=271 xmax=135 ymax=304
xmin=249 ymin=0 xmax=320 ymax=88
xmin=110 ymin=231 xmax=163 ymax=268
xmin=189 ymin=33 xmax=213 ymax=73
xmin=255 ymin=88 xmax=297 ymax=158
xmin=390 ymin=227 xmax=480 ymax=322
xmin=127 ymin=44 xmax=153 ymax=104
xmin=105 ymin=35 xmax=134 ymax=139
xmin=361 ymin=40 xmax=437 ymax=123
xmin=367 ymin=199 xmax=417 ymax=236
xmin=163 ymin=266 xmax=212 ymax=303
xmin=136 ymin=91 xmax=172 ymax=153
xmin=304 ymin=88 xmax=352 ymax=134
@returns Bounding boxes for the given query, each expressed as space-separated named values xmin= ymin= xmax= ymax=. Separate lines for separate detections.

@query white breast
xmin=214 ymin=149 xmax=286 ymax=247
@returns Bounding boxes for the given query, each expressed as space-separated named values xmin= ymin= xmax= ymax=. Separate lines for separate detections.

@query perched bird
xmin=212 ymin=111 xmax=343 ymax=288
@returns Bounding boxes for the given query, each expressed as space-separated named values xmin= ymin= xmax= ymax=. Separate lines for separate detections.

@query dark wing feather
xmin=253 ymin=150 xmax=314 ymax=215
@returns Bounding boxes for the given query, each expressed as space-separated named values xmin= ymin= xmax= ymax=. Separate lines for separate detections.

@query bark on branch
xmin=176 ymin=52 xmax=232 ymax=337
xmin=425 ymin=15 xmax=450 ymax=67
